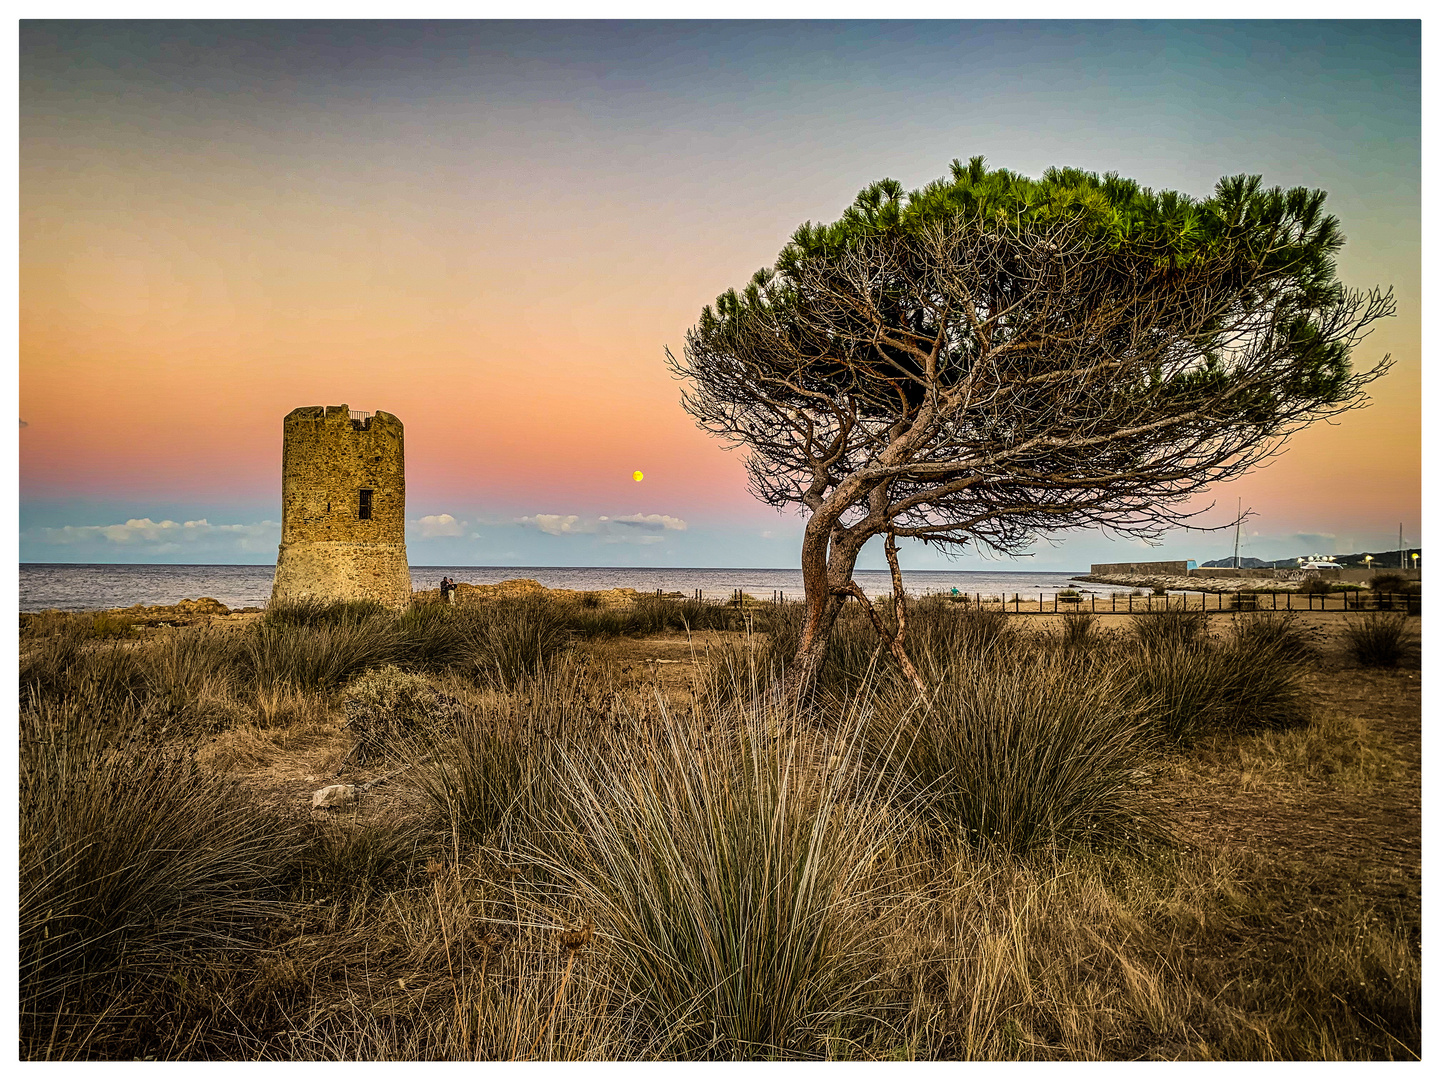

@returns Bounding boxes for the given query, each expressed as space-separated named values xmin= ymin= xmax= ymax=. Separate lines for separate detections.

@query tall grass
xmin=1126 ymin=634 xmax=1310 ymax=745
xmin=1129 ymin=607 xmax=1208 ymax=651
xmin=530 ymin=698 xmax=904 ymax=1058
xmin=1058 ymin=611 xmax=1100 ymax=649
xmin=462 ymin=597 xmax=572 ymax=685
xmin=874 ymin=644 xmax=1158 ymax=854
xmin=243 ymin=618 xmax=399 ymax=691
xmin=19 ymin=701 xmax=302 ymax=1055
xmin=1342 ymin=613 xmax=1419 ymax=668
xmin=413 ymin=655 xmax=645 ymax=855
xmin=17 ymin=588 xmax=1418 ymax=1060
xmin=20 ymin=632 xmax=147 ymax=709
xmin=1227 ymin=611 xmax=1322 ymax=666
xmin=753 ymin=597 xmax=1014 ymax=696
xmin=261 ymin=598 xmax=390 ymax=627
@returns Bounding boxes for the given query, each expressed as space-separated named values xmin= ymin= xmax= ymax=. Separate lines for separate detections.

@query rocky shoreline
xmin=1074 ymin=572 xmax=1333 ymax=594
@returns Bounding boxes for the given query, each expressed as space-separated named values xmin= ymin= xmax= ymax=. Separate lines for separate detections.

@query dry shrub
xmin=1226 ymin=610 xmax=1321 ymax=666
xmin=343 ymin=665 xmax=462 ymax=764
xmin=1129 ymin=607 xmax=1209 ymax=650
xmin=1058 ymin=610 xmax=1099 ymax=648
xmin=1342 ymin=613 xmax=1418 ymax=668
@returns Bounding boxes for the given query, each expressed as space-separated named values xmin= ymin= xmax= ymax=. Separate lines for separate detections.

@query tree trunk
xmin=881 ymin=532 xmax=928 ymax=697
xmin=780 ymin=517 xmax=862 ymax=711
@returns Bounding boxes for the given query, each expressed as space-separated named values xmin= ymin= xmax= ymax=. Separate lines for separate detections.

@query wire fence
xmin=647 ymin=587 xmax=1420 ymax=615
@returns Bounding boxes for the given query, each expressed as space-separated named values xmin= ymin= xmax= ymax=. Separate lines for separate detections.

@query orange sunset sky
xmin=18 ymin=20 xmax=1421 ymax=569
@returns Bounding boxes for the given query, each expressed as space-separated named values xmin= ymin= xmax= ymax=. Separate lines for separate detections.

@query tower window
xmin=358 ymin=489 xmax=373 ymax=520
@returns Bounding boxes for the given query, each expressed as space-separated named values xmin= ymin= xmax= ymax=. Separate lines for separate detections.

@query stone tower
xmin=269 ymin=404 xmax=412 ymax=608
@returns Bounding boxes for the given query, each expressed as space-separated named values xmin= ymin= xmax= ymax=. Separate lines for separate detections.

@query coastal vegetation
xmin=18 ymin=591 xmax=1419 ymax=1060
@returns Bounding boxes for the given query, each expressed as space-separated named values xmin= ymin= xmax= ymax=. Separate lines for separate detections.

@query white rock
xmin=312 ymin=784 xmax=357 ymax=809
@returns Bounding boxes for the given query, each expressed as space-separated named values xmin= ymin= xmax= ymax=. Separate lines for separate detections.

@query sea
xmin=18 ymin=563 xmax=1137 ymax=613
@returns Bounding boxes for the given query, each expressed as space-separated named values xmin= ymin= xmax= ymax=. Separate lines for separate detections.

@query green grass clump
xmin=1295 ymin=577 xmax=1361 ymax=595
xmin=532 ymin=703 xmax=898 ymax=1058
xmin=414 ymin=656 xmax=624 ymax=853
xmin=417 ymin=716 xmax=533 ymax=849
xmin=745 ymin=596 xmax=1016 ymax=697
xmin=294 ymin=812 xmax=427 ymax=914
xmin=1342 ymin=613 xmax=1418 ymax=668
xmin=1367 ymin=573 xmax=1415 ymax=595
xmin=464 ymin=597 xmax=572 ymax=685
xmin=393 ymin=601 xmax=486 ymax=669
xmin=20 ymin=632 xmax=146 ymax=708
xmin=875 ymin=645 xmax=1157 ymax=854
xmin=907 ymin=598 xmax=1013 ymax=663
xmin=1126 ymin=628 xmax=1310 ymax=745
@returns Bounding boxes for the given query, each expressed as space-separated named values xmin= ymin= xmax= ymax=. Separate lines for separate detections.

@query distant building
xmin=269 ymin=405 xmax=412 ymax=607
xmin=1088 ymin=560 xmax=1190 ymax=576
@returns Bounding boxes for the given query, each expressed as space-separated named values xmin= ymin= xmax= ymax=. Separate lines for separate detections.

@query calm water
xmin=19 ymin=563 xmax=1133 ymax=613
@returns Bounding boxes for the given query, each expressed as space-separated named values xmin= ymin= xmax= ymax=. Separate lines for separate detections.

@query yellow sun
xmin=633 ymin=470 xmax=644 ymax=482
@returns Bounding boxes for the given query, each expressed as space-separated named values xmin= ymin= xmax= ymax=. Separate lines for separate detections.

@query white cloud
xmin=518 ymin=514 xmax=595 ymax=536
xmin=31 ymin=518 xmax=280 ymax=556
xmin=416 ymin=513 xmax=465 ymax=538
xmin=610 ymin=513 xmax=687 ymax=532
xmin=516 ymin=512 xmax=688 ymax=544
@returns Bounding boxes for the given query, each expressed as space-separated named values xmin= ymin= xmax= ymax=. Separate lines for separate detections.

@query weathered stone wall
xmin=270 ymin=405 xmax=412 ymax=607
xmin=1089 ymin=560 xmax=1191 ymax=577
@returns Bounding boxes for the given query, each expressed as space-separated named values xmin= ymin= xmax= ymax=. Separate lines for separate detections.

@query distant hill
xmin=1326 ymin=548 xmax=1421 ymax=570
xmin=1203 ymin=548 xmax=1421 ymax=570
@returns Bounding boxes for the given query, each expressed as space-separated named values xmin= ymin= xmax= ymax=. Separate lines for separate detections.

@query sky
xmin=16 ymin=19 xmax=1422 ymax=571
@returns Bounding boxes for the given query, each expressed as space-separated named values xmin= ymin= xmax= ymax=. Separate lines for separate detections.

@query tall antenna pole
xmin=1399 ymin=523 xmax=1404 ymax=569
xmin=1234 ymin=498 xmax=1241 ymax=569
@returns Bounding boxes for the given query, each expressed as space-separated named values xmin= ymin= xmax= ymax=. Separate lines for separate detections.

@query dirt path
xmin=1155 ymin=656 xmax=1420 ymax=918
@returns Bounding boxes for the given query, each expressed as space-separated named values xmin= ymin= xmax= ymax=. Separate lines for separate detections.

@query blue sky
xmin=18 ymin=19 xmax=1421 ymax=570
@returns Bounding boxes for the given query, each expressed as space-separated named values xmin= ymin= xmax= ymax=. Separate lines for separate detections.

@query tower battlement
xmin=269 ymin=404 xmax=412 ymax=607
